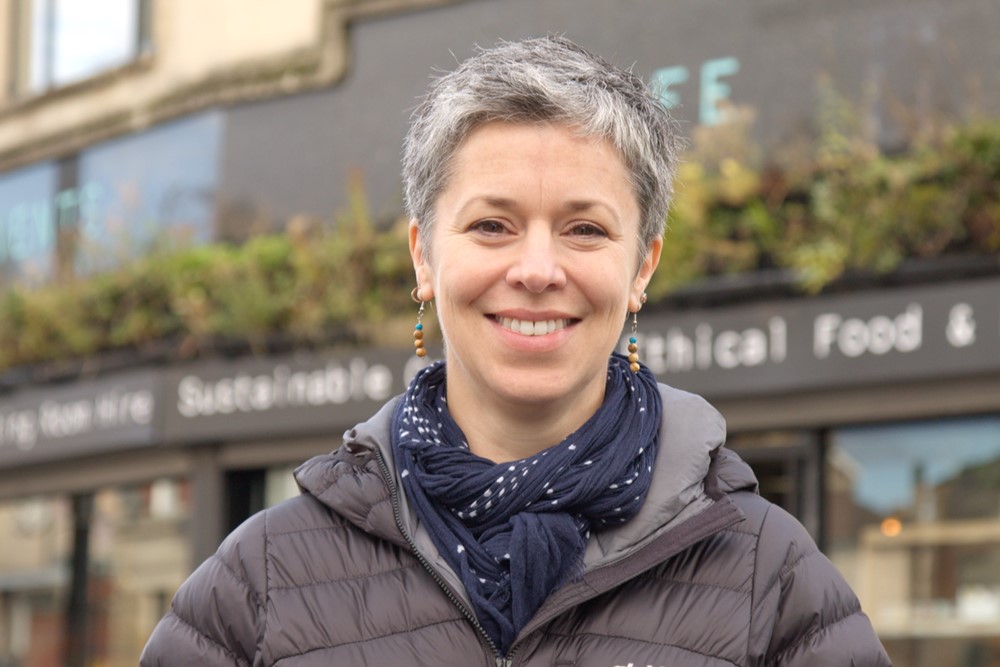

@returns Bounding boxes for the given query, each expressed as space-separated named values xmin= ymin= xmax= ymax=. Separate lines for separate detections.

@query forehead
xmin=438 ymin=121 xmax=637 ymax=211
xmin=451 ymin=120 xmax=621 ymax=164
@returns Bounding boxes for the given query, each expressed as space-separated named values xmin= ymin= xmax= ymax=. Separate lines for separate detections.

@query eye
xmin=470 ymin=219 xmax=508 ymax=235
xmin=567 ymin=222 xmax=607 ymax=238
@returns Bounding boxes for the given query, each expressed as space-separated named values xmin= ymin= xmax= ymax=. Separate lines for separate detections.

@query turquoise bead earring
xmin=411 ymin=286 xmax=427 ymax=358
xmin=628 ymin=293 xmax=647 ymax=372
xmin=628 ymin=312 xmax=640 ymax=372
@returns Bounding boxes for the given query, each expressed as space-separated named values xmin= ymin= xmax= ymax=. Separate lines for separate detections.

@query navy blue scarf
xmin=391 ymin=354 xmax=662 ymax=655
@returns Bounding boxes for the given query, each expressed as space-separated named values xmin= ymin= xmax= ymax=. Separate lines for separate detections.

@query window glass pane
xmin=828 ymin=417 xmax=1000 ymax=666
xmin=0 ymin=162 xmax=59 ymax=286
xmin=76 ymin=112 xmax=223 ymax=272
xmin=52 ymin=0 xmax=138 ymax=87
xmin=0 ymin=495 xmax=72 ymax=666
xmin=87 ymin=479 xmax=191 ymax=667
xmin=265 ymin=464 xmax=300 ymax=508
xmin=28 ymin=0 xmax=139 ymax=92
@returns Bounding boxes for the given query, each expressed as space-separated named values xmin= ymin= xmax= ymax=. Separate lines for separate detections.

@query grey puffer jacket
xmin=141 ymin=385 xmax=890 ymax=666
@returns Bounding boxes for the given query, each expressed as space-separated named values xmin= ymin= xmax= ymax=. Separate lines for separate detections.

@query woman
xmin=142 ymin=37 xmax=890 ymax=666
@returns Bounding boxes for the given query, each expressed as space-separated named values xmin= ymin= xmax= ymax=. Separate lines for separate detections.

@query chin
xmin=492 ymin=368 xmax=593 ymax=407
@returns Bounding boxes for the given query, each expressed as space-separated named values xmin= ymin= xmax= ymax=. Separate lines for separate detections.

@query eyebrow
xmin=472 ymin=196 xmax=518 ymax=211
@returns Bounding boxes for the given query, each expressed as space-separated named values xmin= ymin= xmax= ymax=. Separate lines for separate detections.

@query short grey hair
xmin=402 ymin=35 xmax=681 ymax=258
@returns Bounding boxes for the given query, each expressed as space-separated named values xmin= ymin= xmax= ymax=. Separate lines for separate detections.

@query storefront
xmin=0 ymin=0 xmax=998 ymax=663
xmin=0 ymin=346 xmax=427 ymax=666
xmin=641 ymin=274 xmax=1000 ymax=665
xmin=0 ymin=274 xmax=998 ymax=665
xmin=5 ymin=0 xmax=1000 ymax=292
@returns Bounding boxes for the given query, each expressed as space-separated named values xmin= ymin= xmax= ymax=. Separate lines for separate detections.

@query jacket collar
xmin=583 ymin=385 xmax=755 ymax=568
xmin=296 ymin=383 xmax=758 ymax=567
xmin=294 ymin=398 xmax=414 ymax=550
xmin=296 ymin=396 xmax=469 ymax=592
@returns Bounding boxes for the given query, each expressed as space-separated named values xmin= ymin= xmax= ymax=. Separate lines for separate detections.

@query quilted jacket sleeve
xmin=140 ymin=510 xmax=268 ymax=666
xmin=749 ymin=501 xmax=892 ymax=667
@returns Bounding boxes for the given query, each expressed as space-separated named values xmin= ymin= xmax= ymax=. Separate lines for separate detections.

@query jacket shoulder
xmin=729 ymin=493 xmax=890 ymax=666
xmin=657 ymin=382 xmax=726 ymax=428
xmin=141 ymin=494 xmax=341 ymax=665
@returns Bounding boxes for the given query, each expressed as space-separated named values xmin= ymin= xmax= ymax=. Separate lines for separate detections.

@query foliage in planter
xmin=0 ymin=179 xmax=416 ymax=372
xmin=0 ymin=116 xmax=998 ymax=373
xmin=649 ymin=109 xmax=1000 ymax=297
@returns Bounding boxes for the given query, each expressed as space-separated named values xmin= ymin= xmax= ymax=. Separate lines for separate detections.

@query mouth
xmin=493 ymin=315 xmax=575 ymax=336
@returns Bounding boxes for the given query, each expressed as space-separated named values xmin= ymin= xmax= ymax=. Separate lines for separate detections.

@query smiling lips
xmin=494 ymin=316 xmax=573 ymax=336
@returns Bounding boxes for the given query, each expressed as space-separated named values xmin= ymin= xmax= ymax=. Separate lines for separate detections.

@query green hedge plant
xmin=1 ymin=118 xmax=998 ymax=373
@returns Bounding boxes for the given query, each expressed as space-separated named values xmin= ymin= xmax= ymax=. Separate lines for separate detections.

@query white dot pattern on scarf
xmin=391 ymin=354 xmax=663 ymax=656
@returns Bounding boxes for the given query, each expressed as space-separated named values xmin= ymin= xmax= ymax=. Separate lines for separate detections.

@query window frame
xmin=6 ymin=0 xmax=152 ymax=100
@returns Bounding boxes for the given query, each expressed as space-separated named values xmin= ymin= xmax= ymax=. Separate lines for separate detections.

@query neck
xmin=445 ymin=372 xmax=606 ymax=463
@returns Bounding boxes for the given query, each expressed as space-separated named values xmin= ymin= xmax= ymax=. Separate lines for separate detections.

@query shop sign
xmin=0 ymin=371 xmax=159 ymax=467
xmin=631 ymin=277 xmax=1000 ymax=398
xmin=163 ymin=349 xmax=429 ymax=443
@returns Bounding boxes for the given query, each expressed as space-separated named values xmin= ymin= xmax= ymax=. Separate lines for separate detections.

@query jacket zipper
xmin=373 ymin=447 xmax=514 ymax=666
xmin=372 ymin=447 xmax=740 ymax=667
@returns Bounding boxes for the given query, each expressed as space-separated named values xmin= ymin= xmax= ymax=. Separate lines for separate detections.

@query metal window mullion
xmin=9 ymin=0 xmax=34 ymax=97
xmin=6 ymin=0 xmax=19 ymax=98
xmin=137 ymin=0 xmax=152 ymax=56
xmin=41 ymin=0 xmax=56 ymax=91
xmin=65 ymin=492 xmax=94 ymax=667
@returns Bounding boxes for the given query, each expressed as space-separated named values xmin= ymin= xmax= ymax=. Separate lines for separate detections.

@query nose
xmin=505 ymin=226 xmax=567 ymax=293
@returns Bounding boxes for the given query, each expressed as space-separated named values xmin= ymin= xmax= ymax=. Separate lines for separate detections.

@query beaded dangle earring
xmin=627 ymin=312 xmax=640 ymax=372
xmin=411 ymin=286 xmax=427 ymax=358
xmin=627 ymin=293 xmax=647 ymax=373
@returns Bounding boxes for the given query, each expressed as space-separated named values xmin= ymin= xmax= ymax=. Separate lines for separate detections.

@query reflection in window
xmin=265 ymin=464 xmax=300 ymax=508
xmin=17 ymin=0 xmax=146 ymax=94
xmin=828 ymin=417 xmax=1000 ymax=667
xmin=87 ymin=479 xmax=191 ymax=667
xmin=0 ymin=483 xmax=193 ymax=666
xmin=0 ymin=495 xmax=72 ymax=666
xmin=0 ymin=163 xmax=59 ymax=286
xmin=76 ymin=112 xmax=223 ymax=273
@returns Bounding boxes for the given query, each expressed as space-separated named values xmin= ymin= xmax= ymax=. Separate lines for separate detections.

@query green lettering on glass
xmin=700 ymin=57 xmax=741 ymax=126
xmin=5 ymin=201 xmax=54 ymax=263
xmin=31 ymin=201 xmax=53 ymax=259
xmin=55 ymin=188 xmax=79 ymax=229
xmin=650 ymin=66 xmax=690 ymax=109
xmin=7 ymin=204 xmax=30 ymax=262
xmin=0 ymin=181 xmax=102 ymax=268
xmin=78 ymin=182 xmax=103 ymax=235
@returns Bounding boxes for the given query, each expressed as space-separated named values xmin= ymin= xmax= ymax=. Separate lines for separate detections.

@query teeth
xmin=498 ymin=317 xmax=569 ymax=336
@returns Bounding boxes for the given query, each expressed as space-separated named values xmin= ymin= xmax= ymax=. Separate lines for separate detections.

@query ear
xmin=628 ymin=237 xmax=662 ymax=312
xmin=408 ymin=220 xmax=435 ymax=301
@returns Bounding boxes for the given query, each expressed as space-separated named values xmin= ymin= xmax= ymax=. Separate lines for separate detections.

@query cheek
xmin=431 ymin=255 xmax=491 ymax=311
xmin=580 ymin=262 xmax=635 ymax=304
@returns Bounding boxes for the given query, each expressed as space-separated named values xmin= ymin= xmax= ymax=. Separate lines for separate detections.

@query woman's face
xmin=410 ymin=121 xmax=661 ymax=414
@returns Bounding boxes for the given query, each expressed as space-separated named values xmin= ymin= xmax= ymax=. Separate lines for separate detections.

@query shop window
xmin=0 ymin=495 xmax=72 ymax=667
xmin=0 ymin=162 xmax=59 ymax=287
xmin=75 ymin=112 xmax=222 ymax=273
xmin=86 ymin=479 xmax=191 ymax=667
xmin=0 ymin=112 xmax=222 ymax=285
xmin=225 ymin=469 xmax=265 ymax=535
xmin=225 ymin=464 xmax=301 ymax=534
xmin=10 ymin=0 xmax=151 ymax=96
xmin=827 ymin=417 xmax=1000 ymax=666
xmin=265 ymin=464 xmax=300 ymax=508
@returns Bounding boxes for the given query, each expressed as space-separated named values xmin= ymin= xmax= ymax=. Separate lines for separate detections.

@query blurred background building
xmin=0 ymin=0 xmax=997 ymax=665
